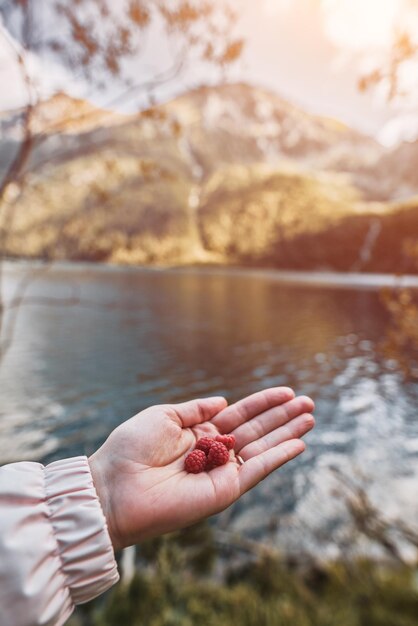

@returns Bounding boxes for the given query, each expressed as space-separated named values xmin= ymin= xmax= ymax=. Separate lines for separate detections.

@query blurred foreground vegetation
xmin=68 ymin=518 xmax=418 ymax=626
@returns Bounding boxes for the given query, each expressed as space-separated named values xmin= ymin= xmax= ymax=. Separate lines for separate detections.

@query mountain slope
xmin=2 ymin=83 xmax=418 ymax=271
xmin=159 ymin=83 xmax=390 ymax=203
xmin=1 ymin=83 xmax=387 ymax=191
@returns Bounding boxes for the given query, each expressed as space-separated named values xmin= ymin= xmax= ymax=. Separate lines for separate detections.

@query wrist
xmin=88 ymin=453 xmax=123 ymax=551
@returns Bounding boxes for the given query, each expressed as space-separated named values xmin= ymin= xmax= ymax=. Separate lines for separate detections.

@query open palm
xmin=89 ymin=387 xmax=315 ymax=550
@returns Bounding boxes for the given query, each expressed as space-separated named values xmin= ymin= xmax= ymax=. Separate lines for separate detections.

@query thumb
xmin=173 ymin=396 xmax=228 ymax=427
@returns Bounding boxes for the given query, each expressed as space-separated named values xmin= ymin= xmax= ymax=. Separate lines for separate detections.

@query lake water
xmin=1 ymin=262 xmax=418 ymax=558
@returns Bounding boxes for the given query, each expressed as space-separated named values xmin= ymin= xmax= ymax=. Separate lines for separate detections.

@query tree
xmin=358 ymin=31 xmax=418 ymax=100
xmin=0 ymin=0 xmax=243 ymax=361
xmin=357 ymin=18 xmax=418 ymax=377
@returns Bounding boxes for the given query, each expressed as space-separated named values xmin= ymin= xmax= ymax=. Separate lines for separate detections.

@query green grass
xmin=68 ymin=524 xmax=418 ymax=626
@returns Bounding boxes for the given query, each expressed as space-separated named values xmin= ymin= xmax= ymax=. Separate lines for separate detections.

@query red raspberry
xmin=195 ymin=437 xmax=215 ymax=455
xmin=184 ymin=449 xmax=207 ymax=473
xmin=207 ymin=441 xmax=229 ymax=468
xmin=215 ymin=434 xmax=236 ymax=450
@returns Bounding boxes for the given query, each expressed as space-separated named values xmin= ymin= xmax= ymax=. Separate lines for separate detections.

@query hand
xmin=89 ymin=387 xmax=315 ymax=550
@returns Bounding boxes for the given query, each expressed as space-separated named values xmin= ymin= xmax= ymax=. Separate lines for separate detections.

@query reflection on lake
xmin=1 ymin=263 xmax=418 ymax=556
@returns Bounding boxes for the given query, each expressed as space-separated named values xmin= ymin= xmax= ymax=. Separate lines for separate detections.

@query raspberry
xmin=215 ymin=434 xmax=236 ymax=450
xmin=207 ymin=441 xmax=230 ymax=468
xmin=196 ymin=437 xmax=215 ymax=455
xmin=184 ymin=449 xmax=207 ymax=473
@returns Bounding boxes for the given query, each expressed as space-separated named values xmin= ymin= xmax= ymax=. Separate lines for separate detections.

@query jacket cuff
xmin=44 ymin=456 xmax=120 ymax=605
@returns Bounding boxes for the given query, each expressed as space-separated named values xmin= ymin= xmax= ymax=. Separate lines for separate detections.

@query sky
xmin=1 ymin=0 xmax=418 ymax=145
xmin=238 ymin=0 xmax=418 ymax=144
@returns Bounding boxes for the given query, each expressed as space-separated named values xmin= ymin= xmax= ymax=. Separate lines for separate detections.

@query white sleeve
xmin=0 ymin=456 xmax=119 ymax=626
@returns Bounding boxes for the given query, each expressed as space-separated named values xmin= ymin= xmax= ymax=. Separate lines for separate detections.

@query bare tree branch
xmin=31 ymin=44 xmax=187 ymax=149
xmin=0 ymin=9 xmax=38 ymax=350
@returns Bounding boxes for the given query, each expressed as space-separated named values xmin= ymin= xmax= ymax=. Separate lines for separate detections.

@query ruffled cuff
xmin=44 ymin=456 xmax=119 ymax=605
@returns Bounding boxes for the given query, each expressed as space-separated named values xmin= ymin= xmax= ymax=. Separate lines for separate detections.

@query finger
xmin=211 ymin=387 xmax=295 ymax=434
xmin=173 ymin=396 xmax=228 ymax=428
xmin=239 ymin=413 xmax=315 ymax=460
xmin=238 ymin=439 xmax=306 ymax=495
xmin=233 ymin=395 xmax=314 ymax=452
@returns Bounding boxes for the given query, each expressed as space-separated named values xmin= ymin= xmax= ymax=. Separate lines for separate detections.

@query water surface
xmin=1 ymin=262 xmax=417 ymax=557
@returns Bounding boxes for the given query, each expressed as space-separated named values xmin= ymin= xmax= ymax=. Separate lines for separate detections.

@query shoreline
xmin=3 ymin=258 xmax=418 ymax=290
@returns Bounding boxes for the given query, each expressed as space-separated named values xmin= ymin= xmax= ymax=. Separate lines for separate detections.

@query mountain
xmin=162 ymin=84 xmax=385 ymax=189
xmin=0 ymin=92 xmax=133 ymax=137
xmin=1 ymin=83 xmax=418 ymax=271
xmin=371 ymin=140 xmax=418 ymax=202
xmin=0 ymin=83 xmax=388 ymax=192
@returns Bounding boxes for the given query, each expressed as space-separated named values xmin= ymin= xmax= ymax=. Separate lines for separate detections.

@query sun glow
xmin=322 ymin=0 xmax=400 ymax=50
xmin=264 ymin=0 xmax=413 ymax=51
